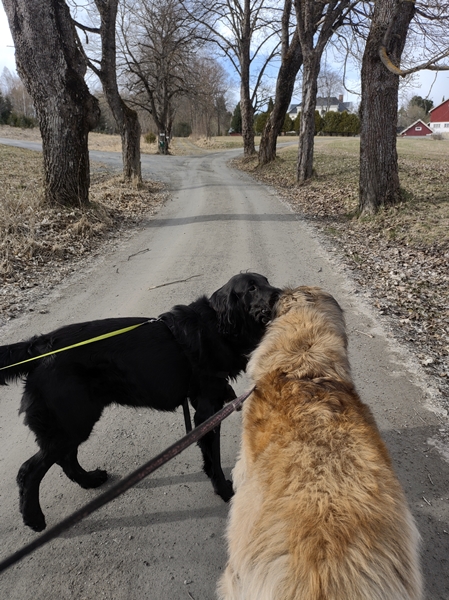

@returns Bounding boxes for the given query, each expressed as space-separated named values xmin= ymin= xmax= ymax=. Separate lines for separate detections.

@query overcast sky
xmin=0 ymin=6 xmax=448 ymax=109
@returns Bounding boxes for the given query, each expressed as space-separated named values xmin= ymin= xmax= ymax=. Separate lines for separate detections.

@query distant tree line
xmin=0 ymin=69 xmax=37 ymax=128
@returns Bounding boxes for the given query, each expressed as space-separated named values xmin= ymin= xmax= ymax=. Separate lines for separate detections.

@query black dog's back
xmin=8 ymin=317 xmax=191 ymax=410
xmin=1 ymin=318 xmax=186 ymax=405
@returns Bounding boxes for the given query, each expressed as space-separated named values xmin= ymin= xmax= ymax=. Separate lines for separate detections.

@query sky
xmin=1 ymin=6 xmax=448 ymax=109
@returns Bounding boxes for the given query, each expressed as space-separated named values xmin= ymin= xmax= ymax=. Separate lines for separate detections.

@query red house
xmin=400 ymin=119 xmax=433 ymax=137
xmin=429 ymin=98 xmax=449 ymax=135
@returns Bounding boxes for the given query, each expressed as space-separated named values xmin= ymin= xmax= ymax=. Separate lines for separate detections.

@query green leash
xmin=0 ymin=319 xmax=156 ymax=371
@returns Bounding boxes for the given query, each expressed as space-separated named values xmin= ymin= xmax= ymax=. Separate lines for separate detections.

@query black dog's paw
xmin=23 ymin=510 xmax=46 ymax=532
xmin=79 ymin=468 xmax=108 ymax=489
xmin=217 ymin=479 xmax=234 ymax=502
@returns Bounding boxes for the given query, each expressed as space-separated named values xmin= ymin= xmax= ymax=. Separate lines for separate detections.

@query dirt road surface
xmin=0 ymin=142 xmax=448 ymax=599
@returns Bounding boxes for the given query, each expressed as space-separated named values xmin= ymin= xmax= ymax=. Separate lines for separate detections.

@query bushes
xmin=321 ymin=111 xmax=360 ymax=136
xmin=292 ymin=111 xmax=322 ymax=135
xmin=143 ymin=132 xmax=156 ymax=144
xmin=282 ymin=114 xmax=294 ymax=133
xmin=230 ymin=102 xmax=242 ymax=133
xmin=1 ymin=91 xmax=37 ymax=129
xmin=291 ymin=110 xmax=360 ymax=136
xmin=172 ymin=122 xmax=192 ymax=137
xmin=7 ymin=112 xmax=37 ymax=129
xmin=0 ymin=92 xmax=12 ymax=124
xmin=253 ymin=112 xmax=269 ymax=135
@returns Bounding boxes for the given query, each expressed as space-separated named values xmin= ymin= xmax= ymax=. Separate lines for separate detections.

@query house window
xmin=415 ymin=127 xmax=422 ymax=131
xmin=445 ymin=123 xmax=449 ymax=128
xmin=434 ymin=123 xmax=440 ymax=128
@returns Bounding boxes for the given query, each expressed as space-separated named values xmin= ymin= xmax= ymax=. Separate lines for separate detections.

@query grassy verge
xmin=234 ymin=137 xmax=449 ymax=398
xmin=0 ymin=144 xmax=167 ymax=321
xmin=0 ymin=124 xmax=158 ymax=154
xmin=193 ymin=135 xmax=263 ymax=149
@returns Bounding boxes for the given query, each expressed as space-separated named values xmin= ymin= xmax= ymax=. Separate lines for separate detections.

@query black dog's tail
xmin=0 ymin=338 xmax=43 ymax=385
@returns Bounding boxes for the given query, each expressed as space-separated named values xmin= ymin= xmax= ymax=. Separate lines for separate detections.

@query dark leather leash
xmin=0 ymin=386 xmax=254 ymax=574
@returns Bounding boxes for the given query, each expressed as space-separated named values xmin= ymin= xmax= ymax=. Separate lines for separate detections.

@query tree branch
xmin=379 ymin=45 xmax=449 ymax=76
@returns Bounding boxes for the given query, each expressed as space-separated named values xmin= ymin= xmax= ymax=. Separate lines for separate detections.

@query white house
xmin=288 ymin=95 xmax=353 ymax=119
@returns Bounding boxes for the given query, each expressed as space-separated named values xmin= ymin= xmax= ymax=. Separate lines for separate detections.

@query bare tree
xmin=294 ymin=0 xmax=352 ymax=184
xmin=2 ymin=0 xmax=100 ymax=206
xmin=183 ymin=0 xmax=283 ymax=156
xmin=258 ymin=0 xmax=303 ymax=165
xmin=379 ymin=1 xmax=449 ymax=78
xmin=120 ymin=0 xmax=205 ymax=154
xmin=358 ymin=0 xmax=415 ymax=215
xmin=173 ymin=60 xmax=232 ymax=138
xmin=73 ymin=0 xmax=142 ymax=182
xmin=188 ymin=57 xmax=231 ymax=137
xmin=317 ymin=66 xmax=343 ymax=100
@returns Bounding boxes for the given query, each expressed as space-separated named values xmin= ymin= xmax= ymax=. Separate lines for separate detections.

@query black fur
xmin=0 ymin=273 xmax=280 ymax=531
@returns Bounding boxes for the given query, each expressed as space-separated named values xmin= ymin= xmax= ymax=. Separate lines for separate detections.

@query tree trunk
xmin=240 ymin=0 xmax=255 ymax=157
xmin=259 ymin=32 xmax=303 ymax=166
xmin=3 ymin=0 xmax=100 ymax=207
xmin=296 ymin=53 xmax=320 ymax=183
xmin=359 ymin=0 xmax=415 ymax=215
xmin=120 ymin=103 xmax=142 ymax=179
xmin=241 ymin=84 xmax=255 ymax=156
xmin=94 ymin=0 xmax=142 ymax=183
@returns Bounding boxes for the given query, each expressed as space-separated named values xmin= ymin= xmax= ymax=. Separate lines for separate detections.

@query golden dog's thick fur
xmin=218 ymin=287 xmax=422 ymax=600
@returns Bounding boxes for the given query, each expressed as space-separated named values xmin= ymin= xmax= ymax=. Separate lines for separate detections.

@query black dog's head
xmin=209 ymin=273 xmax=281 ymax=341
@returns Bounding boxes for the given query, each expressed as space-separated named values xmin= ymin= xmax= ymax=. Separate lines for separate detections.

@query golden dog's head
xmin=247 ymin=286 xmax=351 ymax=384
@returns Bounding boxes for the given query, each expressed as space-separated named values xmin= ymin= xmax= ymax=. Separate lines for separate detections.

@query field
xmin=0 ymin=128 xmax=448 ymax=399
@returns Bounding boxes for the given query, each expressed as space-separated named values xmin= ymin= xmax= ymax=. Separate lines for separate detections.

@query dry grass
xmin=233 ymin=136 xmax=449 ymax=400
xmin=0 ymin=143 xmax=167 ymax=321
xmin=238 ymin=137 xmax=449 ymax=248
xmin=193 ymin=135 xmax=263 ymax=150
xmin=0 ymin=124 xmax=158 ymax=154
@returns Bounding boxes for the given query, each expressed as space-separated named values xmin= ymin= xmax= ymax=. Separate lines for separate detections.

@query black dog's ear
xmin=209 ymin=287 xmax=245 ymax=336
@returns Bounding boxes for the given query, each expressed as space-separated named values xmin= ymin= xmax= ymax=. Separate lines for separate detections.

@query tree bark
xmin=296 ymin=52 xmax=320 ymax=182
xmin=359 ymin=0 xmax=415 ymax=215
xmin=240 ymin=0 xmax=256 ymax=157
xmin=258 ymin=2 xmax=303 ymax=166
xmin=93 ymin=0 xmax=142 ymax=182
xmin=3 ymin=0 xmax=100 ymax=207
xmin=294 ymin=0 xmax=350 ymax=184
xmin=258 ymin=44 xmax=302 ymax=166
xmin=240 ymin=81 xmax=255 ymax=156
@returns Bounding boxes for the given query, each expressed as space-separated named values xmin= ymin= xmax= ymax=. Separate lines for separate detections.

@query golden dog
xmin=218 ymin=286 xmax=422 ymax=600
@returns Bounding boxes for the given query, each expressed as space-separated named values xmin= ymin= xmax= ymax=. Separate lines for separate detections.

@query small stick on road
xmin=355 ymin=329 xmax=374 ymax=338
xmin=127 ymin=248 xmax=150 ymax=261
xmin=148 ymin=274 xmax=203 ymax=290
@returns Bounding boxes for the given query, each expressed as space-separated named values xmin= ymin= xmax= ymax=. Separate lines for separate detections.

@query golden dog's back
xmin=218 ymin=287 xmax=422 ymax=600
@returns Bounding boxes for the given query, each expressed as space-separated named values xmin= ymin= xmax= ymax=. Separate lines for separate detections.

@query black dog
xmin=0 ymin=273 xmax=280 ymax=531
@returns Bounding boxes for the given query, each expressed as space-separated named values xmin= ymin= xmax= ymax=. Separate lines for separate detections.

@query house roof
xmin=288 ymin=98 xmax=353 ymax=113
xmin=316 ymin=96 xmax=341 ymax=105
xmin=400 ymin=119 xmax=433 ymax=135
xmin=429 ymin=98 xmax=449 ymax=113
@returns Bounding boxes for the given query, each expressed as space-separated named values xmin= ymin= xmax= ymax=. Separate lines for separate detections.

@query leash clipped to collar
xmin=0 ymin=319 xmax=159 ymax=372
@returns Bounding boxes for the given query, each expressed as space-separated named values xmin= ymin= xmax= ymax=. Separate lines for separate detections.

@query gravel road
xmin=0 ymin=142 xmax=448 ymax=599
